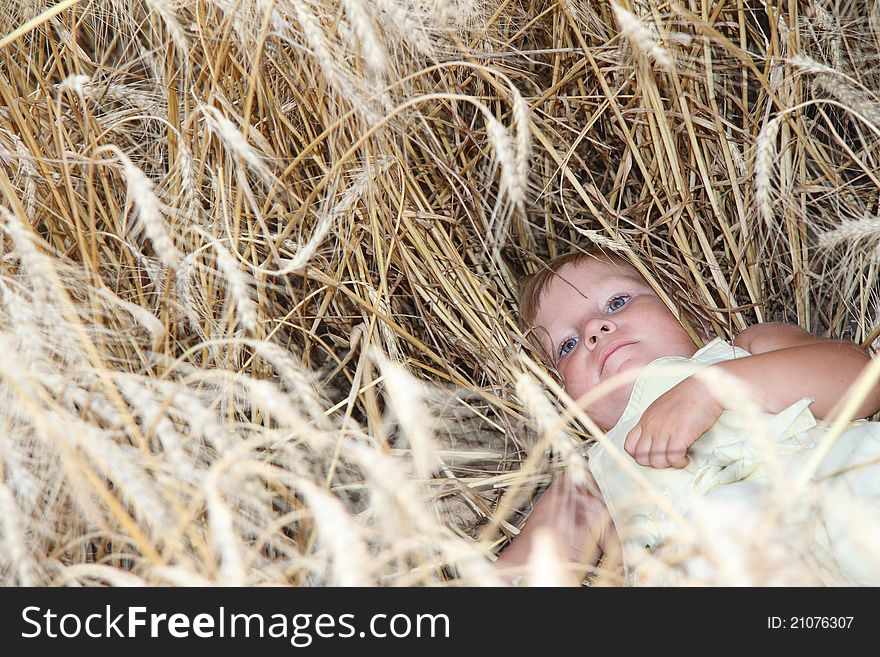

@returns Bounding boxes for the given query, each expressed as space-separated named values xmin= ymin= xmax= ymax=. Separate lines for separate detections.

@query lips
xmin=599 ymin=341 xmax=636 ymax=374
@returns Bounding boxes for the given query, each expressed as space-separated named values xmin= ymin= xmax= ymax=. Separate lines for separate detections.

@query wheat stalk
xmin=112 ymin=151 xmax=182 ymax=269
xmin=213 ymin=242 xmax=258 ymax=334
xmin=612 ymin=2 xmax=672 ymax=69
xmin=0 ymin=477 xmax=36 ymax=585
xmin=754 ymin=117 xmax=781 ymax=228
xmin=373 ymin=348 xmax=439 ymax=480
xmin=200 ymin=104 xmax=274 ymax=182
xmin=342 ymin=0 xmax=388 ymax=77
xmin=790 ymin=55 xmax=880 ymax=126
xmin=816 ymin=216 xmax=880 ymax=251
xmin=145 ymin=0 xmax=190 ymax=58
xmin=511 ymin=84 xmax=533 ymax=191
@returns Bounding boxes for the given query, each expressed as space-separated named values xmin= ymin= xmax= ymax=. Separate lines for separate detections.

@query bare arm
xmin=625 ymin=322 xmax=880 ymax=468
xmin=725 ymin=322 xmax=880 ymax=420
xmin=494 ymin=472 xmax=617 ymax=579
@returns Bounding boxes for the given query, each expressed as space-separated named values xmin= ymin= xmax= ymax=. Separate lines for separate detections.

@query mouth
xmin=599 ymin=341 xmax=636 ymax=374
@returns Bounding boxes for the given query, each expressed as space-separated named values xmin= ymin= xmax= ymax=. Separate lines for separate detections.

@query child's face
xmin=532 ymin=257 xmax=698 ymax=430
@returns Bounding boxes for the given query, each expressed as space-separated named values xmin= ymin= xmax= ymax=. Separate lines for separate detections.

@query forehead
xmin=537 ymin=258 xmax=645 ymax=310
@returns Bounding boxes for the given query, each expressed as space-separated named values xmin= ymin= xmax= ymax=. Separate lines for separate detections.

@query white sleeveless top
xmin=586 ymin=337 xmax=880 ymax=585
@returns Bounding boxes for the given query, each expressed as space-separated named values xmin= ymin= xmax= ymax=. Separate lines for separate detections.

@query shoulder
xmin=731 ymin=322 xmax=822 ymax=355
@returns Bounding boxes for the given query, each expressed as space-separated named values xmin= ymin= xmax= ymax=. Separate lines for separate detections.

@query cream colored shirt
xmin=587 ymin=337 xmax=880 ymax=585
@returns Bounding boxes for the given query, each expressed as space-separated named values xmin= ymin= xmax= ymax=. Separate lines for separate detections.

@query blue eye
xmin=607 ymin=295 xmax=629 ymax=312
xmin=558 ymin=336 xmax=578 ymax=358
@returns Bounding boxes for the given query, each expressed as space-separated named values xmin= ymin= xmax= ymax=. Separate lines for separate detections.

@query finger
xmin=623 ymin=423 xmax=643 ymax=456
xmin=668 ymin=451 xmax=690 ymax=468
xmin=624 ymin=424 xmax=642 ymax=456
xmin=648 ymin=433 xmax=671 ymax=469
xmin=666 ymin=436 xmax=691 ymax=469
xmin=633 ymin=432 xmax=653 ymax=467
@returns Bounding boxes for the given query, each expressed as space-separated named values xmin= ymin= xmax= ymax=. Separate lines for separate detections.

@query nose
xmin=584 ymin=317 xmax=615 ymax=351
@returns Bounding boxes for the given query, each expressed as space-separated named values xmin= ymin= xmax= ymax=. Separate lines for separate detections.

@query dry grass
xmin=0 ymin=0 xmax=879 ymax=586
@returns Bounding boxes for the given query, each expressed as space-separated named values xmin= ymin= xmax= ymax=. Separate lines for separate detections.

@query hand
xmin=494 ymin=474 xmax=609 ymax=571
xmin=623 ymin=375 xmax=723 ymax=469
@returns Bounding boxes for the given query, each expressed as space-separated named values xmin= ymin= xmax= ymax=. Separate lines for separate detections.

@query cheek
xmin=559 ymin=360 xmax=589 ymax=398
xmin=655 ymin=318 xmax=696 ymax=349
xmin=638 ymin=305 xmax=692 ymax=345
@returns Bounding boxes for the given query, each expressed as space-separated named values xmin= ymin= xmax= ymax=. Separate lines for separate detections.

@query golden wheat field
xmin=0 ymin=0 xmax=879 ymax=587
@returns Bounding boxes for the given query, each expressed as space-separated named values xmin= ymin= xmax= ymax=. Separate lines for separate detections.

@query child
xmin=495 ymin=248 xmax=880 ymax=584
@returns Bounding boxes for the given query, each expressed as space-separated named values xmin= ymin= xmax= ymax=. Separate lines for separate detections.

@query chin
xmin=596 ymin=408 xmax=624 ymax=433
xmin=615 ymin=355 xmax=652 ymax=378
xmin=582 ymin=384 xmax=634 ymax=432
